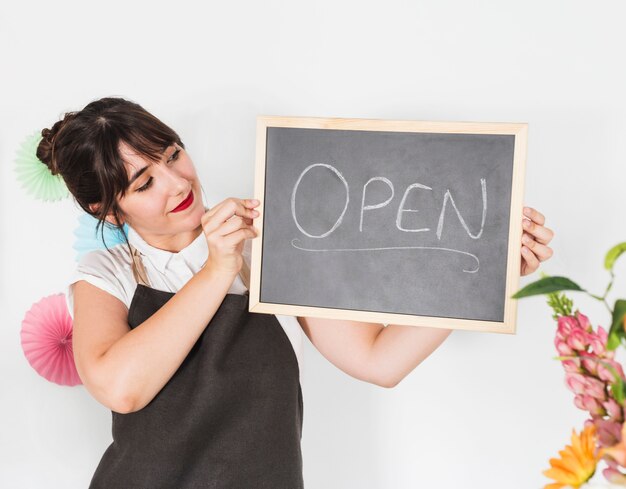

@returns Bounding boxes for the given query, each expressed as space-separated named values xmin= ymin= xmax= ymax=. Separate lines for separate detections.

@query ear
xmin=88 ymin=203 xmax=125 ymax=226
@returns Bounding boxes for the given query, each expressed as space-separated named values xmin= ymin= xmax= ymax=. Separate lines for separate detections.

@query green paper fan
xmin=14 ymin=131 xmax=70 ymax=202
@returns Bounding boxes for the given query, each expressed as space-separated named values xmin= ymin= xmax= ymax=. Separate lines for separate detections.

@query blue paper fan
xmin=73 ymin=212 xmax=129 ymax=261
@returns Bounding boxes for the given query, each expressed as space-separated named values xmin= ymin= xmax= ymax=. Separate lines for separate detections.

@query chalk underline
xmin=290 ymin=238 xmax=480 ymax=273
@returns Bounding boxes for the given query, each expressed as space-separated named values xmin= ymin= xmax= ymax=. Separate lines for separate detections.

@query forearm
xmin=368 ymin=324 xmax=454 ymax=387
xmin=99 ymin=265 xmax=237 ymax=413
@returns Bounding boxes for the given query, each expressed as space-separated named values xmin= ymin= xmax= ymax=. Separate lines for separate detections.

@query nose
xmin=157 ymin=164 xmax=189 ymax=196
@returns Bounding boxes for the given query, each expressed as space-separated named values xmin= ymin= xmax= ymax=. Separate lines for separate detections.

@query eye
xmin=168 ymin=148 xmax=181 ymax=164
xmin=136 ymin=148 xmax=181 ymax=193
xmin=137 ymin=177 xmax=152 ymax=193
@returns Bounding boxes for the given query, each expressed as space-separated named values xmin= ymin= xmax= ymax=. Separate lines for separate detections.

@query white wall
xmin=2 ymin=1 xmax=625 ymax=487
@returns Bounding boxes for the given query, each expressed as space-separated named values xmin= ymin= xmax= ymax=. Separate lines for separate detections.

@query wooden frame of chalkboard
xmin=249 ymin=116 xmax=527 ymax=334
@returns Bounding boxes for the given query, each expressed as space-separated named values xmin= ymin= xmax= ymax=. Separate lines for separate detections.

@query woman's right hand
xmin=201 ymin=197 xmax=260 ymax=276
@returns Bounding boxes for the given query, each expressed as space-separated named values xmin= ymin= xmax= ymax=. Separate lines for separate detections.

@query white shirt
xmin=65 ymin=225 xmax=304 ymax=383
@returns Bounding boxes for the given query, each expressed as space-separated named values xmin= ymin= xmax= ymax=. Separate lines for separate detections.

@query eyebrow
xmin=127 ymin=146 xmax=173 ymax=187
xmin=128 ymin=166 xmax=150 ymax=187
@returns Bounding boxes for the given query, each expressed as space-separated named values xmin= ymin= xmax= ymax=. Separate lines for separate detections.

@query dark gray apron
xmin=88 ymin=244 xmax=304 ymax=488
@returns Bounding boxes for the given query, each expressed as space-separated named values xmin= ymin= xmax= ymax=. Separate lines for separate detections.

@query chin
xmin=177 ymin=205 xmax=204 ymax=227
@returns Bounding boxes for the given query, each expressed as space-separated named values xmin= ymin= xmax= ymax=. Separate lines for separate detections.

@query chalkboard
xmin=249 ymin=116 xmax=527 ymax=334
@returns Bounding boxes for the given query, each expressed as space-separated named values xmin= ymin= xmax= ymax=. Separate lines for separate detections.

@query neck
xmin=133 ymin=223 xmax=203 ymax=253
xmin=130 ymin=206 xmax=208 ymax=253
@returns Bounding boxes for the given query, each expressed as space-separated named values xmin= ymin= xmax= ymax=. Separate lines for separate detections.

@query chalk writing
xmin=290 ymin=163 xmax=488 ymax=273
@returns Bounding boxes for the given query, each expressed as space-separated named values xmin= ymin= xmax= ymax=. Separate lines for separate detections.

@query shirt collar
xmin=127 ymin=221 xmax=207 ymax=275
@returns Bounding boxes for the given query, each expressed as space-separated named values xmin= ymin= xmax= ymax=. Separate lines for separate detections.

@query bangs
xmin=43 ymin=96 xmax=186 ymax=253
xmin=92 ymin=116 xmax=185 ymax=201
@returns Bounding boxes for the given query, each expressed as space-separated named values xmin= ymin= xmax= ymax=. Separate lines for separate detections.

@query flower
xmin=565 ymin=373 xmax=607 ymax=401
xmin=603 ymin=456 xmax=626 ymax=484
xmin=597 ymin=361 xmax=625 ymax=383
xmin=601 ymin=421 xmax=626 ymax=467
xmin=599 ymin=421 xmax=626 ymax=483
xmin=574 ymin=394 xmax=606 ymax=416
xmin=566 ymin=372 xmax=589 ymax=395
xmin=556 ymin=312 xmax=625 ymax=427
xmin=588 ymin=418 xmax=622 ymax=448
xmin=543 ymin=423 xmax=602 ymax=489
xmin=562 ymin=358 xmax=582 ymax=373
xmin=513 ymin=244 xmax=626 ymax=487
xmin=589 ymin=326 xmax=610 ymax=357
xmin=602 ymin=399 xmax=623 ymax=422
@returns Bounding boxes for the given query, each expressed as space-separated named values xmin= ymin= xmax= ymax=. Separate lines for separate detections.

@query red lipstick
xmin=171 ymin=190 xmax=194 ymax=213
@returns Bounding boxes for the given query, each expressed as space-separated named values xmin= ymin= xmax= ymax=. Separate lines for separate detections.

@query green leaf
xmin=607 ymin=299 xmax=626 ymax=352
xmin=608 ymin=329 xmax=621 ymax=350
xmin=612 ymin=376 xmax=626 ymax=405
xmin=605 ymin=242 xmax=626 ymax=271
xmin=511 ymin=276 xmax=585 ymax=299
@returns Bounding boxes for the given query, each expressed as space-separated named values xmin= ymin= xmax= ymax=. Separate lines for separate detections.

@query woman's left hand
xmin=520 ymin=206 xmax=554 ymax=276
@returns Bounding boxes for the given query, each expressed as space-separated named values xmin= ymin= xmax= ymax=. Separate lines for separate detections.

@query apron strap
xmin=129 ymin=243 xmax=151 ymax=287
xmin=128 ymin=243 xmax=250 ymax=291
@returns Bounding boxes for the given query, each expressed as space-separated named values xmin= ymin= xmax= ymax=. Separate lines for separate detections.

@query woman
xmin=38 ymin=97 xmax=554 ymax=488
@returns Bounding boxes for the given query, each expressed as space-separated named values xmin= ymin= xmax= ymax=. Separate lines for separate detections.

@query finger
xmin=239 ymin=198 xmax=261 ymax=212
xmin=223 ymin=227 xmax=258 ymax=247
xmin=521 ymin=245 xmax=540 ymax=273
xmin=523 ymin=206 xmax=545 ymax=226
xmin=522 ymin=232 xmax=554 ymax=262
xmin=217 ymin=216 xmax=251 ymax=237
xmin=203 ymin=199 xmax=258 ymax=233
xmin=227 ymin=213 xmax=254 ymax=227
xmin=206 ymin=198 xmax=258 ymax=220
xmin=522 ymin=219 xmax=554 ymax=245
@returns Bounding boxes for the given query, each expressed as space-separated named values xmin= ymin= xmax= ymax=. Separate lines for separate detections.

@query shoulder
xmin=76 ymin=244 xmax=132 ymax=274
xmin=66 ymin=244 xmax=135 ymax=318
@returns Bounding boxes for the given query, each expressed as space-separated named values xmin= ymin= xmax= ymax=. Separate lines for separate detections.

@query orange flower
xmin=543 ymin=423 xmax=602 ymax=488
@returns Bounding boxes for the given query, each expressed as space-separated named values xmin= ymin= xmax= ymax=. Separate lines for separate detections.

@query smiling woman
xmin=107 ymin=138 xmax=206 ymax=253
xmin=35 ymin=97 xmax=306 ymax=488
xmin=37 ymin=97 xmax=205 ymax=253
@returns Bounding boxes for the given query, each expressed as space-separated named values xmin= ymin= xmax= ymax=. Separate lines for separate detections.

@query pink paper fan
xmin=20 ymin=293 xmax=82 ymax=386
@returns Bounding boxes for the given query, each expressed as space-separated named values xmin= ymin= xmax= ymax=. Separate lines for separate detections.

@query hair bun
xmin=37 ymin=118 xmax=68 ymax=175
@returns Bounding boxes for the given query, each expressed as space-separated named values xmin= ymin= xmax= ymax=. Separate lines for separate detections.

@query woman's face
xmin=115 ymin=140 xmax=206 ymax=251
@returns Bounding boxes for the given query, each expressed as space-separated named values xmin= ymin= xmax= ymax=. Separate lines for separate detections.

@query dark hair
xmin=36 ymin=96 xmax=185 ymax=252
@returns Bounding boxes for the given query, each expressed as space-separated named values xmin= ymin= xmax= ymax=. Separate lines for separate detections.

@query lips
xmin=171 ymin=190 xmax=194 ymax=212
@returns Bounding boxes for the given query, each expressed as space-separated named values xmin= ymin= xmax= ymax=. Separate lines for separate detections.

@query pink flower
xmin=556 ymin=316 xmax=578 ymax=341
xmin=590 ymin=326 xmax=610 ymax=357
xmin=556 ymin=339 xmax=574 ymax=356
xmin=554 ymin=311 xmax=626 ymax=482
xmin=574 ymin=394 xmax=606 ymax=416
xmin=582 ymin=357 xmax=599 ymax=375
xmin=591 ymin=418 xmax=623 ymax=447
xmin=566 ymin=372 xmax=588 ymax=394
xmin=562 ymin=358 xmax=582 ymax=373
xmin=598 ymin=360 xmax=626 ymax=383
xmin=603 ymin=463 xmax=626 ymax=484
xmin=603 ymin=398 xmax=624 ymax=422
xmin=577 ymin=312 xmax=592 ymax=332
xmin=567 ymin=328 xmax=591 ymax=351
xmin=555 ymin=314 xmax=597 ymax=357
xmin=566 ymin=372 xmax=606 ymax=401
xmin=585 ymin=376 xmax=608 ymax=401
xmin=601 ymin=422 xmax=626 ymax=472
